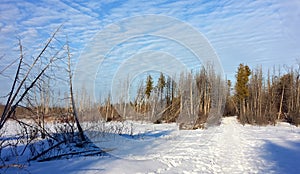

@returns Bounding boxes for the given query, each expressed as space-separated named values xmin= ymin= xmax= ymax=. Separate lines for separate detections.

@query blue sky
xmin=0 ymin=0 xmax=300 ymax=100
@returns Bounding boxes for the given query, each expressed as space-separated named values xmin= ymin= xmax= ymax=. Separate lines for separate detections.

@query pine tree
xmin=235 ymin=64 xmax=251 ymax=122
xmin=166 ymin=76 xmax=172 ymax=105
xmin=224 ymin=80 xmax=236 ymax=116
xmin=145 ymin=75 xmax=153 ymax=99
xmin=227 ymin=80 xmax=231 ymax=98
xmin=157 ymin=72 xmax=166 ymax=106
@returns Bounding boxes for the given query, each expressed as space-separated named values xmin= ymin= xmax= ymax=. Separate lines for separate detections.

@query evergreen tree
xmin=224 ymin=80 xmax=236 ymax=116
xmin=227 ymin=80 xmax=231 ymax=98
xmin=235 ymin=64 xmax=251 ymax=121
xmin=166 ymin=76 xmax=172 ymax=105
xmin=145 ymin=75 xmax=153 ymax=99
xmin=157 ymin=72 xmax=166 ymax=106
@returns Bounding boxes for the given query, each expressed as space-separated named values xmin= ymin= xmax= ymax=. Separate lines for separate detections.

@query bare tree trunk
xmin=259 ymin=68 xmax=262 ymax=119
xmin=267 ymin=69 xmax=271 ymax=116
xmin=297 ymin=75 xmax=300 ymax=113
xmin=66 ymin=39 xmax=85 ymax=142
xmin=278 ymin=86 xmax=285 ymax=120
xmin=203 ymin=81 xmax=207 ymax=116
xmin=243 ymin=100 xmax=246 ymax=119
xmin=189 ymin=75 xmax=194 ymax=116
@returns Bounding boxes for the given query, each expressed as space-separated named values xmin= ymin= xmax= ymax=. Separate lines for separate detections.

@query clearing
xmin=2 ymin=116 xmax=300 ymax=174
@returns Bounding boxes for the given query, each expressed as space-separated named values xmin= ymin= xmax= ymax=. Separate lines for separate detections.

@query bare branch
xmin=0 ymin=57 xmax=19 ymax=75
xmin=0 ymin=25 xmax=63 ymax=130
xmin=0 ymin=39 xmax=24 ymax=128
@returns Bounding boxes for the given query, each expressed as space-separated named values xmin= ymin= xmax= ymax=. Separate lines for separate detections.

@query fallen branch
xmin=36 ymin=149 xmax=105 ymax=162
xmin=29 ymin=141 xmax=65 ymax=161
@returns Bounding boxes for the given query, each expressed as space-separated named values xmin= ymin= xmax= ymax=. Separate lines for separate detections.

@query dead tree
xmin=0 ymin=26 xmax=62 ymax=130
xmin=66 ymin=38 xmax=86 ymax=142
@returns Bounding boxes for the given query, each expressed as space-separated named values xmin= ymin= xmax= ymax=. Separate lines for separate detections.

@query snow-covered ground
xmin=2 ymin=116 xmax=300 ymax=174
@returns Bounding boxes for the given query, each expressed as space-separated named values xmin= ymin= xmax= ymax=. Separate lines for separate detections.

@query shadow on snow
xmin=1 ymin=129 xmax=173 ymax=173
xmin=261 ymin=140 xmax=300 ymax=174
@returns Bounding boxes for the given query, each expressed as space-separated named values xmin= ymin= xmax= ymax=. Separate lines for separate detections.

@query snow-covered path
xmin=148 ymin=117 xmax=259 ymax=173
xmin=209 ymin=117 xmax=256 ymax=173
xmin=6 ymin=117 xmax=300 ymax=174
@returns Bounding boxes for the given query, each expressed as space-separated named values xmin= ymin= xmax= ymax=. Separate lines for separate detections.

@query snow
xmin=2 ymin=117 xmax=300 ymax=174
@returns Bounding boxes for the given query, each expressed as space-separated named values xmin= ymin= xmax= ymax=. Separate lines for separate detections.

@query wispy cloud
xmin=0 ymin=0 xmax=299 ymax=98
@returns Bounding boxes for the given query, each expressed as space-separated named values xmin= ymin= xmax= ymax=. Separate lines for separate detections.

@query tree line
xmin=225 ymin=63 xmax=300 ymax=126
xmin=117 ymin=62 xmax=300 ymax=127
xmin=97 ymin=65 xmax=225 ymax=129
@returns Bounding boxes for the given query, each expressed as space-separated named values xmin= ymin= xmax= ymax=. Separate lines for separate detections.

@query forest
xmin=108 ymin=62 xmax=300 ymax=127
xmin=226 ymin=63 xmax=300 ymax=126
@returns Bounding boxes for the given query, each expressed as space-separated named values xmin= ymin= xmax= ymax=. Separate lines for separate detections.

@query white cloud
xmin=1 ymin=0 xmax=300 ymax=98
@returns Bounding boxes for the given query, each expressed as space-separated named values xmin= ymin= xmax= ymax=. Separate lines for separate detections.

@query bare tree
xmin=66 ymin=38 xmax=85 ymax=142
xmin=0 ymin=26 xmax=63 ymax=130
